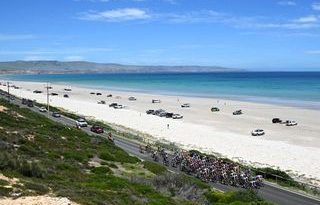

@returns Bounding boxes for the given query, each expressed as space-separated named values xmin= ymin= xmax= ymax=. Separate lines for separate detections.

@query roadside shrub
xmin=56 ymin=163 xmax=79 ymax=172
xmin=205 ymin=190 xmax=267 ymax=204
xmin=24 ymin=181 xmax=49 ymax=194
xmin=0 ymin=179 xmax=9 ymax=186
xmin=255 ymin=167 xmax=291 ymax=180
xmin=0 ymin=186 xmax=13 ymax=197
xmin=19 ymin=161 xmax=46 ymax=178
xmin=108 ymin=163 xmax=118 ymax=169
xmin=99 ymin=151 xmax=115 ymax=161
xmin=142 ymin=161 xmax=167 ymax=175
xmin=91 ymin=166 xmax=112 ymax=175
xmin=63 ymin=151 xmax=87 ymax=162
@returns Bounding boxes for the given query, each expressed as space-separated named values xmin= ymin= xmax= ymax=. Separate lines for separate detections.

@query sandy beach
xmin=2 ymin=81 xmax=320 ymax=184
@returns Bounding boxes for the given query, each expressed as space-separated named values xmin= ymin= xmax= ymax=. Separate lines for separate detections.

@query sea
xmin=1 ymin=72 xmax=320 ymax=109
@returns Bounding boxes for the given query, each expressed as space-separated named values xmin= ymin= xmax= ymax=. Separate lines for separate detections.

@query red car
xmin=90 ymin=125 xmax=104 ymax=134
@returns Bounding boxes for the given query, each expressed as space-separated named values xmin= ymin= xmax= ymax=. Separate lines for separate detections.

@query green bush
xmin=0 ymin=186 xmax=13 ymax=197
xmin=63 ymin=151 xmax=87 ymax=163
xmin=99 ymin=151 xmax=115 ymax=161
xmin=143 ymin=161 xmax=167 ymax=175
xmin=24 ymin=181 xmax=49 ymax=194
xmin=205 ymin=190 xmax=270 ymax=204
xmin=0 ymin=179 xmax=9 ymax=186
xmin=91 ymin=166 xmax=112 ymax=175
xmin=19 ymin=161 xmax=46 ymax=178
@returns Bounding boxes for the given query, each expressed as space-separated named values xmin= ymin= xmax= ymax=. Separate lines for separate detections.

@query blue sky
xmin=0 ymin=0 xmax=320 ymax=70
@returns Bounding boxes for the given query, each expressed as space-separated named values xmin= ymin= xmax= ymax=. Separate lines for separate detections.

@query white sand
xmin=2 ymin=81 xmax=320 ymax=183
xmin=0 ymin=196 xmax=79 ymax=205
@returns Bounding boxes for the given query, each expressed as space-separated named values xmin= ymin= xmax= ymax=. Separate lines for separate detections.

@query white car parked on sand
xmin=114 ymin=105 xmax=125 ymax=109
xmin=172 ymin=114 xmax=183 ymax=119
xmin=76 ymin=118 xmax=88 ymax=127
xmin=286 ymin=120 xmax=298 ymax=126
xmin=251 ymin=129 xmax=265 ymax=136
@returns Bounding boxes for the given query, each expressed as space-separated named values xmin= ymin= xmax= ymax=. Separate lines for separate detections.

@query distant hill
xmin=0 ymin=60 xmax=242 ymax=74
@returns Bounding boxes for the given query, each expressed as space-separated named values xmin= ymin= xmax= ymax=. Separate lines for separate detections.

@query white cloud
xmin=162 ymin=11 xmax=319 ymax=30
xmin=278 ymin=1 xmax=296 ymax=6
xmin=293 ymin=15 xmax=318 ymax=23
xmin=79 ymin=8 xmax=150 ymax=21
xmin=0 ymin=34 xmax=35 ymax=41
xmin=312 ymin=2 xmax=320 ymax=10
xmin=251 ymin=22 xmax=319 ymax=29
xmin=78 ymin=8 xmax=320 ymax=30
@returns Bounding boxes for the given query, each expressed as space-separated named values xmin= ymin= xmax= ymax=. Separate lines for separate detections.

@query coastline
xmin=2 ymin=72 xmax=320 ymax=110
xmin=2 ymin=80 xmax=320 ymax=185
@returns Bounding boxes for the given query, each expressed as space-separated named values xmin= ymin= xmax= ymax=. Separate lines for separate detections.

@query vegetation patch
xmin=0 ymin=98 xmax=275 ymax=204
xmin=143 ymin=161 xmax=167 ymax=175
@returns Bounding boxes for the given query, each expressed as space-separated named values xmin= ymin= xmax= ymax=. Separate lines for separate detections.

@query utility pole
xmin=46 ymin=82 xmax=50 ymax=117
xmin=7 ymin=81 xmax=10 ymax=102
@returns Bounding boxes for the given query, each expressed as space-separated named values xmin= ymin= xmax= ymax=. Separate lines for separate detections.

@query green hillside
xmin=0 ymin=98 xmax=270 ymax=205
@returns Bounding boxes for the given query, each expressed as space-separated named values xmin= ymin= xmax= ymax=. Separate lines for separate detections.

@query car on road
xmin=52 ymin=112 xmax=61 ymax=118
xmin=51 ymin=93 xmax=58 ymax=96
xmin=22 ymin=98 xmax=27 ymax=105
xmin=286 ymin=120 xmax=298 ymax=126
xmin=172 ymin=114 xmax=183 ymax=119
xmin=251 ymin=129 xmax=265 ymax=136
xmin=63 ymin=94 xmax=69 ymax=98
xmin=233 ymin=110 xmax=243 ymax=115
xmin=39 ymin=106 xmax=47 ymax=112
xmin=272 ymin=118 xmax=282 ymax=123
xmin=27 ymin=100 xmax=34 ymax=107
xmin=91 ymin=125 xmax=104 ymax=134
xmin=146 ymin=109 xmax=154 ymax=114
xmin=181 ymin=103 xmax=190 ymax=108
xmin=76 ymin=118 xmax=88 ymax=127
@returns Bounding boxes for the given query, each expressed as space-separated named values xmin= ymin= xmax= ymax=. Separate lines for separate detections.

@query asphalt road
xmin=1 ymin=93 xmax=320 ymax=205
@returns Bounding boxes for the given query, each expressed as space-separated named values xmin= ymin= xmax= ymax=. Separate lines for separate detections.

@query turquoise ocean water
xmin=1 ymin=72 xmax=320 ymax=109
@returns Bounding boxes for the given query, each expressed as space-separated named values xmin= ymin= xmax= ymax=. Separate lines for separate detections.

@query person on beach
xmin=167 ymin=124 xmax=170 ymax=129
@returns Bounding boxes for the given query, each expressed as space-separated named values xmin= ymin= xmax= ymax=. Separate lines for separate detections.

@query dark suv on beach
xmin=146 ymin=110 xmax=154 ymax=114
xmin=109 ymin=103 xmax=118 ymax=108
xmin=272 ymin=118 xmax=282 ymax=123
